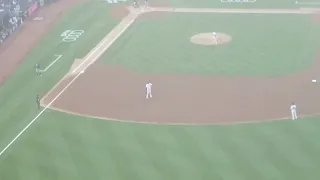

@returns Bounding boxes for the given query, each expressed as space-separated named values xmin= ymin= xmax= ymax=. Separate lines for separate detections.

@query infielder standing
xmin=145 ymin=82 xmax=152 ymax=99
xmin=290 ymin=102 xmax=297 ymax=120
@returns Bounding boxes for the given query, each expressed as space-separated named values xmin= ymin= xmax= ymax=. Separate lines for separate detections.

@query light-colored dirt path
xmin=41 ymin=6 xmax=141 ymax=105
xmin=146 ymin=7 xmax=320 ymax=14
xmin=69 ymin=10 xmax=141 ymax=75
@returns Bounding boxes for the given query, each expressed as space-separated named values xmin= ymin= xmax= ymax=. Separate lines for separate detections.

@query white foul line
xmin=0 ymin=72 xmax=82 ymax=156
xmin=42 ymin=54 xmax=63 ymax=72
xmin=0 ymin=12 xmax=140 ymax=157
xmin=295 ymin=1 xmax=320 ymax=4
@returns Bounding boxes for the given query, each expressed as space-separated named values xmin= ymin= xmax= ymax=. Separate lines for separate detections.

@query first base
xmin=80 ymin=71 xmax=84 ymax=74
xmin=312 ymin=79 xmax=317 ymax=82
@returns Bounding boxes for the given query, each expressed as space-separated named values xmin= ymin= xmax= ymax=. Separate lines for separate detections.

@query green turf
xmin=0 ymin=111 xmax=320 ymax=180
xmin=0 ymin=1 xmax=120 ymax=151
xmin=100 ymin=13 xmax=320 ymax=76
xmin=0 ymin=0 xmax=320 ymax=180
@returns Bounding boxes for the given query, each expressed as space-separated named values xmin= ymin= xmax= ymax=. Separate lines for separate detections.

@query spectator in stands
xmin=1 ymin=1 xmax=4 ymax=9
xmin=1 ymin=0 xmax=36 ymax=45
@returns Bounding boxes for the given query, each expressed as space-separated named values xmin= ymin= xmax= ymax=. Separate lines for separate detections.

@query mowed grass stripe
xmin=156 ymin=0 xmax=296 ymax=9
xmin=1 ymin=108 xmax=320 ymax=180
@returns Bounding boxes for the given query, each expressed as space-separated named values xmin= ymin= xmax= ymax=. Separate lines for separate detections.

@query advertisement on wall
xmin=28 ymin=2 xmax=39 ymax=17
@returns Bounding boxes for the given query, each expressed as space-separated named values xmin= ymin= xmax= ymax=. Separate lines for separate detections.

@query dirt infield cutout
xmin=190 ymin=33 xmax=232 ymax=45
xmin=41 ymin=6 xmax=320 ymax=125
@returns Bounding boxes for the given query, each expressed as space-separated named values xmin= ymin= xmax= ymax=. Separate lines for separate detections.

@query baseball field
xmin=0 ymin=0 xmax=320 ymax=179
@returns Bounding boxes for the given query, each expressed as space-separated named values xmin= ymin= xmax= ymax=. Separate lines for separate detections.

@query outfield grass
xmin=1 ymin=110 xmax=320 ymax=180
xmin=101 ymin=13 xmax=320 ymax=76
xmin=0 ymin=1 xmax=320 ymax=180
xmin=0 ymin=1 xmax=120 ymax=152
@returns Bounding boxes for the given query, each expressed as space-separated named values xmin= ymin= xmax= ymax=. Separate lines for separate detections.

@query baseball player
xmin=212 ymin=31 xmax=218 ymax=45
xmin=35 ymin=63 xmax=42 ymax=76
xmin=290 ymin=102 xmax=298 ymax=120
xmin=145 ymin=82 xmax=152 ymax=99
xmin=36 ymin=95 xmax=41 ymax=110
xmin=133 ymin=0 xmax=138 ymax=8
xmin=144 ymin=0 xmax=148 ymax=8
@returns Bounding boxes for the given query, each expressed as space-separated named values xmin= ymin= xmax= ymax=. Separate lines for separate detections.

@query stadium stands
xmin=0 ymin=0 xmax=39 ymax=44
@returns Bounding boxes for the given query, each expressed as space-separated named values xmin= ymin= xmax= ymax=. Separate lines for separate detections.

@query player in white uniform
xmin=145 ymin=82 xmax=152 ymax=99
xmin=212 ymin=31 xmax=218 ymax=45
xmin=133 ymin=0 xmax=138 ymax=8
xmin=290 ymin=102 xmax=297 ymax=120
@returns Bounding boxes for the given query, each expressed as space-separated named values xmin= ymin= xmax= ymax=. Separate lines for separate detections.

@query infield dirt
xmin=41 ymin=6 xmax=320 ymax=125
xmin=190 ymin=33 xmax=232 ymax=46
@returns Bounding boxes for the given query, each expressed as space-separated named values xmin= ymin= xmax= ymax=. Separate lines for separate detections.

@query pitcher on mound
xmin=212 ymin=31 xmax=218 ymax=45
xmin=145 ymin=82 xmax=152 ymax=99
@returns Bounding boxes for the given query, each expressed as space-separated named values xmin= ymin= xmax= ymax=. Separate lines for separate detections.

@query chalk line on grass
xmin=41 ymin=54 xmax=62 ymax=72
xmin=40 ymin=12 xmax=140 ymax=104
xmin=0 ymin=71 xmax=83 ymax=156
xmin=0 ymin=10 xmax=141 ymax=157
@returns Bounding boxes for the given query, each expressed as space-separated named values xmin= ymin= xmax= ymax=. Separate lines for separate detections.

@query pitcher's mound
xmin=190 ymin=33 xmax=232 ymax=46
